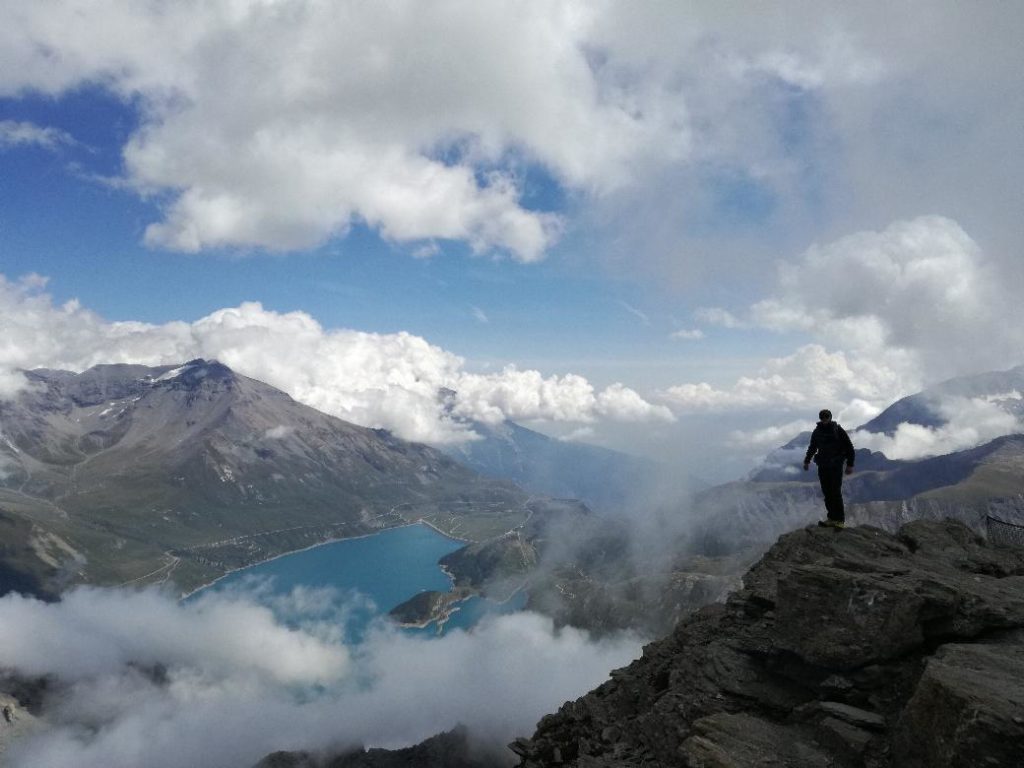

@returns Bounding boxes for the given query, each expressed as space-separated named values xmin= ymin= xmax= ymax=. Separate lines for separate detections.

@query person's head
xmin=818 ymin=408 xmax=832 ymax=423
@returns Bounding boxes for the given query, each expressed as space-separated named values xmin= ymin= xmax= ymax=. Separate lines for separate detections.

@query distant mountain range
xmin=0 ymin=360 xmax=532 ymax=596
xmin=440 ymin=418 xmax=672 ymax=513
xmin=5 ymin=357 xmax=1024 ymax=638
xmin=859 ymin=364 xmax=1024 ymax=434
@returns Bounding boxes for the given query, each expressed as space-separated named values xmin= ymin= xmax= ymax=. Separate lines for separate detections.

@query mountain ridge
xmin=0 ymin=359 xmax=534 ymax=595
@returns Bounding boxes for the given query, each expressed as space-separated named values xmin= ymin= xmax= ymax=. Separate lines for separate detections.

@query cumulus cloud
xmin=0 ymin=274 xmax=671 ymax=443
xmin=10 ymin=3 xmax=1009 ymax=269
xmin=752 ymin=216 xmax=1017 ymax=378
xmin=0 ymin=0 xmax=1018 ymax=280
xmin=663 ymin=344 xmax=909 ymax=414
xmin=0 ymin=1 xmax=695 ymax=261
xmin=0 ymin=588 xmax=640 ymax=768
xmin=0 ymin=120 xmax=75 ymax=151
xmin=664 ymin=217 xmax=1023 ymax=416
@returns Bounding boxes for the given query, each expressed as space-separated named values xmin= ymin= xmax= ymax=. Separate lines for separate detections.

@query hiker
xmin=803 ymin=408 xmax=855 ymax=528
xmin=2 ymin=704 xmax=12 ymax=724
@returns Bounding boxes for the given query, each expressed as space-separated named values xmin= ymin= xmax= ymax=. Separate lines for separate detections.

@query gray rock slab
xmin=680 ymin=713 xmax=834 ymax=768
xmin=893 ymin=640 xmax=1024 ymax=768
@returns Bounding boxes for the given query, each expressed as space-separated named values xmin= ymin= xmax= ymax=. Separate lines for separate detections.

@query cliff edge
xmin=510 ymin=519 xmax=1024 ymax=767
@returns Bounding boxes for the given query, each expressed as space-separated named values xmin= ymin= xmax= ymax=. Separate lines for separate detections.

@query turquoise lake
xmin=193 ymin=523 xmax=524 ymax=641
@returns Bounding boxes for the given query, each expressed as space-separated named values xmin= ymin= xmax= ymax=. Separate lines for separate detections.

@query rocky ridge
xmin=510 ymin=519 xmax=1024 ymax=767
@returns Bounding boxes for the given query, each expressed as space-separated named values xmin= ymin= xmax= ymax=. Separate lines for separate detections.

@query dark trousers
xmin=817 ymin=463 xmax=845 ymax=522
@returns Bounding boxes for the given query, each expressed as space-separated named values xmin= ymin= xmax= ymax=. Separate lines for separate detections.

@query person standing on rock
xmin=803 ymin=409 xmax=855 ymax=528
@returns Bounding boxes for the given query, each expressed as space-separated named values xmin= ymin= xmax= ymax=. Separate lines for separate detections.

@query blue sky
xmin=0 ymin=85 xmax=752 ymax=378
xmin=2 ymin=2 xmax=1023 ymax=477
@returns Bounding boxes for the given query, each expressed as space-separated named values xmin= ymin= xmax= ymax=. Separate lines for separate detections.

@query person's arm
xmin=840 ymin=425 xmax=855 ymax=473
xmin=803 ymin=432 xmax=817 ymax=470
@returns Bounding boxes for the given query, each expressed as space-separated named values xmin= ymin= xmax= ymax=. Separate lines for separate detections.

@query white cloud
xmin=669 ymin=328 xmax=703 ymax=341
xmin=412 ymin=241 xmax=442 ymax=260
xmin=0 ymin=588 xmax=640 ymax=768
xmin=753 ymin=216 xmax=1015 ymax=378
xmin=1 ymin=2 xmax=1020 ymax=277
xmin=0 ymin=275 xmax=671 ymax=443
xmin=0 ymin=1 xmax=692 ymax=261
xmin=694 ymin=308 xmax=745 ymax=329
xmin=452 ymin=367 xmax=674 ymax=428
xmin=663 ymin=344 xmax=906 ymax=414
xmin=0 ymin=120 xmax=75 ymax=151
xmin=0 ymin=587 xmax=348 ymax=686
xmin=664 ymin=216 xmax=1023 ymax=417
xmin=471 ymin=306 xmax=489 ymax=324
xmin=854 ymin=395 xmax=1024 ymax=461
xmin=596 ymin=383 xmax=675 ymax=423
xmin=726 ymin=419 xmax=808 ymax=449
xmin=558 ymin=426 xmax=596 ymax=443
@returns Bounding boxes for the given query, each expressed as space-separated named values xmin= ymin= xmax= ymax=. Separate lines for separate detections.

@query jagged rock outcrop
xmin=510 ymin=519 xmax=1024 ymax=767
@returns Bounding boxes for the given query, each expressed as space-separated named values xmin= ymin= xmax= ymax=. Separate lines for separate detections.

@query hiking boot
xmin=817 ymin=519 xmax=845 ymax=529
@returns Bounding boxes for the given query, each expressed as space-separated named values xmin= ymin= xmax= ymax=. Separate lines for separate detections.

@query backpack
xmin=814 ymin=422 xmax=845 ymax=466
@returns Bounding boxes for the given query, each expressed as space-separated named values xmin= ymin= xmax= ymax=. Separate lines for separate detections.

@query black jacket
xmin=804 ymin=421 xmax=855 ymax=468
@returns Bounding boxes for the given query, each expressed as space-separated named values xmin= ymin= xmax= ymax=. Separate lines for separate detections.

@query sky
xmin=3 ymin=1 xmax=1024 ymax=478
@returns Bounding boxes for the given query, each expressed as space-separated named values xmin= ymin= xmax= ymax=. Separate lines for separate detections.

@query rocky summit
xmin=510 ymin=519 xmax=1024 ymax=768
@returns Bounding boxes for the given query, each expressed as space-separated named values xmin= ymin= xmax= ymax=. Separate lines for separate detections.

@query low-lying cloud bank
xmin=0 ymin=586 xmax=641 ymax=768
xmin=0 ymin=274 xmax=673 ymax=444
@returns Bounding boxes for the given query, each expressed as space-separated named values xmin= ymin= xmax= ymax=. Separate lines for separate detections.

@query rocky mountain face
xmin=0 ymin=360 xmax=530 ymax=595
xmin=510 ymin=519 xmax=1024 ymax=767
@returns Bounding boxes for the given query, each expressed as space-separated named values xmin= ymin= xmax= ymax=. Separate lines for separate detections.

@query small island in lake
xmin=388 ymin=587 xmax=475 ymax=628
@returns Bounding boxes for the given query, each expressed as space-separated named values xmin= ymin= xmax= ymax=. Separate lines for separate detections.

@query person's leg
xmin=820 ymin=465 xmax=845 ymax=523
xmin=817 ymin=466 xmax=833 ymax=517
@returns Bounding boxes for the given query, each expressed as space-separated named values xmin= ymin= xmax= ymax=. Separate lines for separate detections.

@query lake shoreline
xmin=182 ymin=520 xmax=468 ymax=606
xmin=181 ymin=518 xmax=473 ymax=602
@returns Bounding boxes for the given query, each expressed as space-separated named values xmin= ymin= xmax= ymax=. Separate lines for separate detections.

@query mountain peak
xmin=151 ymin=358 xmax=235 ymax=387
